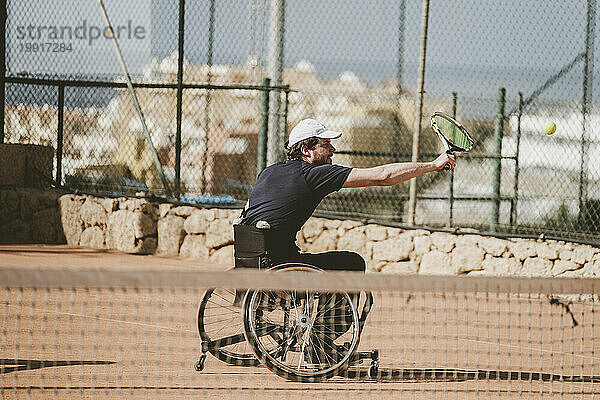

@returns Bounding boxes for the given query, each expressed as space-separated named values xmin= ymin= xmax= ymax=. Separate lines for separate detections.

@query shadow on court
xmin=343 ymin=368 xmax=600 ymax=383
xmin=0 ymin=359 xmax=115 ymax=374
xmin=0 ymin=248 xmax=111 ymax=255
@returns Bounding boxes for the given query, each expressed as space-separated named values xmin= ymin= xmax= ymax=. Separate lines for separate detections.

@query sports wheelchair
xmin=194 ymin=225 xmax=379 ymax=382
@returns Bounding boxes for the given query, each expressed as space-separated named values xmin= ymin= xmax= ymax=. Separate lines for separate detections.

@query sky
xmin=5 ymin=0 xmax=598 ymax=106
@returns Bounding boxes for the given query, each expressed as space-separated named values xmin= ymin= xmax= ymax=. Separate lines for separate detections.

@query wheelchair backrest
xmin=233 ymin=224 xmax=273 ymax=269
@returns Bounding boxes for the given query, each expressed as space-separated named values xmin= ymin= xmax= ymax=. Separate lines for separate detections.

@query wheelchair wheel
xmin=198 ymin=288 xmax=260 ymax=366
xmin=243 ymin=263 xmax=361 ymax=382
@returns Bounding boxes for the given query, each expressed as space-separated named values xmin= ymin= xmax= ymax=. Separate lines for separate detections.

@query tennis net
xmin=1 ymin=266 xmax=599 ymax=399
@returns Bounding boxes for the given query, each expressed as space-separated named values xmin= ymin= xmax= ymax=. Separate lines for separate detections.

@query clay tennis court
xmin=1 ymin=245 xmax=600 ymax=399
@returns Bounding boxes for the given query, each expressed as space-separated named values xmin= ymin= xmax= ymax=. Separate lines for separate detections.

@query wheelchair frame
xmin=195 ymin=262 xmax=379 ymax=382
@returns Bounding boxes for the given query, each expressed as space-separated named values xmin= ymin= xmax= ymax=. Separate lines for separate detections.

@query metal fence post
xmin=266 ymin=0 xmax=285 ymax=165
xmin=257 ymin=78 xmax=270 ymax=176
xmin=397 ymin=0 xmax=406 ymax=97
xmin=56 ymin=85 xmax=65 ymax=186
xmin=491 ymin=87 xmax=506 ymax=233
xmin=281 ymin=86 xmax=289 ymax=161
xmin=0 ymin=1 xmax=6 ymax=144
xmin=510 ymin=92 xmax=523 ymax=230
xmin=175 ymin=0 xmax=185 ymax=199
xmin=579 ymin=0 xmax=595 ymax=224
xmin=200 ymin=0 xmax=215 ymax=195
xmin=447 ymin=92 xmax=457 ymax=227
xmin=408 ymin=0 xmax=430 ymax=226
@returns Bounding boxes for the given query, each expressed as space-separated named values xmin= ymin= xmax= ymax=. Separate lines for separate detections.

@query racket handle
xmin=444 ymin=150 xmax=453 ymax=170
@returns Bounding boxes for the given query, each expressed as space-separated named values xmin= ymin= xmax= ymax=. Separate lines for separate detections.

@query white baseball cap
xmin=287 ymin=119 xmax=342 ymax=148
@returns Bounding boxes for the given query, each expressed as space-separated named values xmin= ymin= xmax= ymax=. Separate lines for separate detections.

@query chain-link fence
xmin=3 ymin=1 xmax=600 ymax=243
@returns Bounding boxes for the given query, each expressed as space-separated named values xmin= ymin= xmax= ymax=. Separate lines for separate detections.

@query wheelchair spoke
xmin=205 ymin=300 xmax=241 ymax=314
xmin=198 ymin=288 xmax=259 ymax=366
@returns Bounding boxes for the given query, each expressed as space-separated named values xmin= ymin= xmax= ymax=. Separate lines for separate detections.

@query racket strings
xmin=433 ymin=116 xmax=472 ymax=151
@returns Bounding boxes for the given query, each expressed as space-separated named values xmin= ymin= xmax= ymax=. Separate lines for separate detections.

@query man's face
xmin=303 ymin=138 xmax=336 ymax=165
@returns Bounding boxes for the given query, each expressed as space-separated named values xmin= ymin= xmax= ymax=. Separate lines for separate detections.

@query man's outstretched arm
xmin=342 ymin=152 xmax=455 ymax=188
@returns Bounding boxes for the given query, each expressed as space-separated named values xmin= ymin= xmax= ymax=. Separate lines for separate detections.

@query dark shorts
xmin=270 ymin=250 xmax=366 ymax=272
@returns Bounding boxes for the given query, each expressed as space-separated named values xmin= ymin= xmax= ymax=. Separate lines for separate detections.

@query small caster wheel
xmin=195 ymin=354 xmax=206 ymax=372
xmin=370 ymin=349 xmax=379 ymax=361
xmin=368 ymin=361 xmax=379 ymax=379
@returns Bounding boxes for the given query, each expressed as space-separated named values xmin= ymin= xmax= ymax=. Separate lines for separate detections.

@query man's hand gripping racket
xmin=430 ymin=112 xmax=474 ymax=170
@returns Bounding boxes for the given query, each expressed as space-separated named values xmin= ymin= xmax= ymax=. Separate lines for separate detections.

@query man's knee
xmin=339 ymin=251 xmax=366 ymax=272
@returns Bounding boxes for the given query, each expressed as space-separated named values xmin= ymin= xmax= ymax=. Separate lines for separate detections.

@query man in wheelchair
xmin=234 ymin=118 xmax=455 ymax=369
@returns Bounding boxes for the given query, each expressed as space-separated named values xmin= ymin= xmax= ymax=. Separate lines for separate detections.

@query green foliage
xmin=543 ymin=201 xmax=600 ymax=235
xmin=543 ymin=203 xmax=574 ymax=231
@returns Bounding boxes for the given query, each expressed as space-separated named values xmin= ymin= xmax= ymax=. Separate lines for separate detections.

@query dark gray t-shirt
xmin=243 ymin=159 xmax=352 ymax=251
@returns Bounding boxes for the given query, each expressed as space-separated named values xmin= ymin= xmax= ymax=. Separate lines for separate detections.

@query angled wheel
xmin=243 ymin=263 xmax=361 ymax=382
xmin=198 ymin=288 xmax=259 ymax=366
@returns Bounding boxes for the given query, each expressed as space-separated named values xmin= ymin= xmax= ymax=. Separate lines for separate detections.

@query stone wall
xmin=0 ymin=188 xmax=64 ymax=244
xmin=0 ymin=144 xmax=54 ymax=188
xmin=46 ymin=193 xmax=600 ymax=278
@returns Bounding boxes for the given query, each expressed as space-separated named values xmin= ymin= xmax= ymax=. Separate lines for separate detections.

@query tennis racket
xmin=430 ymin=112 xmax=474 ymax=170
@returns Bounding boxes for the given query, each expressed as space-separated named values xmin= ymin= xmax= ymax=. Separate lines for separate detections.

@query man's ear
xmin=300 ymin=145 xmax=311 ymax=157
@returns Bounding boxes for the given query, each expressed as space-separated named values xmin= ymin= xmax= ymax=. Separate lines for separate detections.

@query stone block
xmin=205 ymin=218 xmax=234 ymax=249
xmin=337 ymin=227 xmax=367 ymax=257
xmin=522 ymin=257 xmax=553 ymax=277
xmin=552 ymin=259 xmax=582 ymax=276
xmin=451 ymin=244 xmax=484 ymax=273
xmin=19 ymin=189 xmax=41 ymax=219
xmin=305 ymin=229 xmax=337 ymax=253
xmin=380 ymin=261 xmax=418 ymax=275
xmin=170 ymin=205 xmax=197 ymax=218
xmin=132 ymin=211 xmax=157 ymax=238
xmin=157 ymin=215 xmax=186 ymax=256
xmin=323 ymin=219 xmax=342 ymax=230
xmin=105 ymin=210 xmax=156 ymax=254
xmin=58 ymin=194 xmax=85 ymax=246
xmin=179 ymin=234 xmax=210 ymax=259
xmin=0 ymin=144 xmax=53 ymax=188
xmin=481 ymin=256 xmax=523 ymax=276
xmin=106 ymin=210 xmax=135 ymax=252
xmin=184 ymin=209 xmax=216 ymax=234
xmin=102 ymin=198 xmax=119 ymax=213
xmin=572 ymin=246 xmax=597 ymax=265
xmin=80 ymin=198 xmax=108 ymax=228
xmin=371 ymin=237 xmax=412 ymax=262
xmin=413 ymin=235 xmax=432 ymax=257
xmin=533 ymin=242 xmax=559 ymax=260
xmin=365 ymin=224 xmax=388 ymax=241
xmin=478 ymin=236 xmax=507 ymax=257
xmin=120 ymin=198 xmax=157 ymax=219
xmin=430 ymin=232 xmax=455 ymax=253
xmin=79 ymin=226 xmax=106 ymax=249
xmin=339 ymin=220 xmax=362 ymax=231
xmin=185 ymin=210 xmax=207 ymax=234
xmin=419 ymin=250 xmax=452 ymax=275
xmin=210 ymin=245 xmax=234 ymax=265
xmin=0 ymin=219 xmax=31 ymax=244
xmin=31 ymin=208 xmax=64 ymax=244
xmin=302 ymin=218 xmax=325 ymax=241
xmin=508 ymin=241 xmax=536 ymax=261
xmin=0 ymin=190 xmax=19 ymax=225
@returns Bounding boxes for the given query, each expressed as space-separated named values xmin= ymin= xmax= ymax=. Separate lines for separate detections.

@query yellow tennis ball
xmin=544 ymin=121 xmax=556 ymax=135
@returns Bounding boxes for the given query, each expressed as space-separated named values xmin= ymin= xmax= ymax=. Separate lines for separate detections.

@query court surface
xmin=2 ymin=245 xmax=599 ymax=399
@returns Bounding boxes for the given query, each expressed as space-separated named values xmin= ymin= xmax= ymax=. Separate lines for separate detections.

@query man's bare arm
xmin=342 ymin=152 xmax=454 ymax=188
